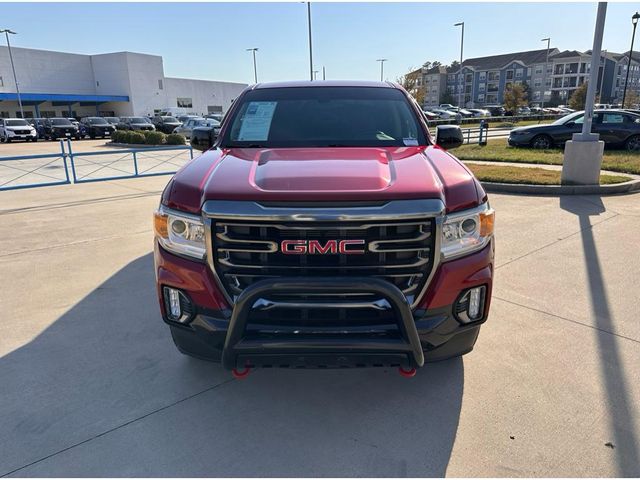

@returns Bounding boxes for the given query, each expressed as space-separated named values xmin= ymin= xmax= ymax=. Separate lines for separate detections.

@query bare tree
xmin=397 ymin=67 xmax=425 ymax=106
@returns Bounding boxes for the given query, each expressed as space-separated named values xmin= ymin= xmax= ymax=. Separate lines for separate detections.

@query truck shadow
xmin=0 ymin=253 xmax=463 ymax=477
xmin=559 ymin=195 xmax=639 ymax=476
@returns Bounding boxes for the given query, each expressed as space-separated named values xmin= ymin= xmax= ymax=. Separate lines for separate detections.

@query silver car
xmin=173 ymin=118 xmax=220 ymax=139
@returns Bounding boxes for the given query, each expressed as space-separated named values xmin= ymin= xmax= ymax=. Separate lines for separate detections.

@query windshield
xmin=51 ymin=119 xmax=73 ymax=126
xmin=88 ymin=118 xmax=108 ymax=125
xmin=162 ymin=116 xmax=178 ymax=122
xmin=222 ymin=87 xmax=426 ymax=148
xmin=105 ymin=117 xmax=119 ymax=123
xmin=6 ymin=120 xmax=29 ymax=126
xmin=130 ymin=117 xmax=149 ymax=123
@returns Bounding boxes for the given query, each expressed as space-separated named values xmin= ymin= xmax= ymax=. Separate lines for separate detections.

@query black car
xmin=42 ymin=118 xmax=81 ymax=140
xmin=485 ymin=106 xmax=506 ymax=117
xmin=27 ymin=118 xmax=47 ymax=139
xmin=104 ymin=117 xmax=120 ymax=128
xmin=80 ymin=117 xmax=116 ymax=139
xmin=152 ymin=115 xmax=181 ymax=134
xmin=508 ymin=109 xmax=640 ymax=150
xmin=117 ymin=117 xmax=155 ymax=131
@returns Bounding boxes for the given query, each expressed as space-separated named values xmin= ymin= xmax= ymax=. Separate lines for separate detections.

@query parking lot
xmin=0 ymin=168 xmax=638 ymax=476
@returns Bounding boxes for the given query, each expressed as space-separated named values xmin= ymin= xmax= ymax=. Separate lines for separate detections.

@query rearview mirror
xmin=190 ymin=127 xmax=218 ymax=152
xmin=435 ymin=125 xmax=464 ymax=149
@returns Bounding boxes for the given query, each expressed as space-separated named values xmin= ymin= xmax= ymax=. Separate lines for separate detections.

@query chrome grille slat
xmin=211 ymin=215 xmax=436 ymax=309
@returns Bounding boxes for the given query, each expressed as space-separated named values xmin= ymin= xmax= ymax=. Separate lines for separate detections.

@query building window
xmin=534 ymin=79 xmax=542 ymax=87
xmin=477 ymin=93 xmax=485 ymax=102
xmin=478 ymin=83 xmax=486 ymax=92
xmin=479 ymin=71 xmax=486 ymax=81
xmin=488 ymin=71 xmax=500 ymax=81
xmin=506 ymin=70 xmax=514 ymax=80
xmin=207 ymin=105 xmax=223 ymax=113
xmin=177 ymin=97 xmax=192 ymax=108
xmin=158 ymin=79 xmax=164 ymax=90
xmin=515 ymin=68 xmax=523 ymax=78
xmin=535 ymin=65 xmax=543 ymax=75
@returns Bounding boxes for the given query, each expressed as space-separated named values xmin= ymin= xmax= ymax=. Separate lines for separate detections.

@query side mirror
xmin=190 ymin=127 xmax=218 ymax=152
xmin=435 ymin=125 xmax=464 ymax=150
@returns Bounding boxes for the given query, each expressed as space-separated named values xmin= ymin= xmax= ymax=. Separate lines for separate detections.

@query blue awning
xmin=0 ymin=92 xmax=129 ymax=103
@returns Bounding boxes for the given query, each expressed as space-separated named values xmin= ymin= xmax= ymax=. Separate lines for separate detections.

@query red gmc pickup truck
xmin=153 ymin=81 xmax=495 ymax=378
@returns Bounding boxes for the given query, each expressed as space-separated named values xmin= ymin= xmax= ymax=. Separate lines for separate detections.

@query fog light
xmin=455 ymin=286 xmax=486 ymax=324
xmin=162 ymin=286 xmax=194 ymax=324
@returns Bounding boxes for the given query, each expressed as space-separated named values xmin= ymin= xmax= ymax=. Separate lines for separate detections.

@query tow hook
xmin=231 ymin=365 xmax=252 ymax=379
xmin=398 ymin=366 xmax=417 ymax=378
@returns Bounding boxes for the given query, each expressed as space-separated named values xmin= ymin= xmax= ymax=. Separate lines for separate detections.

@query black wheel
xmin=5 ymin=137 xmax=11 ymax=143
xmin=625 ymin=135 xmax=640 ymax=152
xmin=531 ymin=134 xmax=552 ymax=149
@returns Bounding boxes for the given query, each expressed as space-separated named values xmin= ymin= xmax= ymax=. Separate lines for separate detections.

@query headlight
xmin=153 ymin=206 xmax=206 ymax=259
xmin=441 ymin=203 xmax=495 ymax=260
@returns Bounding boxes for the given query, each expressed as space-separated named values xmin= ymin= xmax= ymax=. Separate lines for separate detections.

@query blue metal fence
xmin=0 ymin=139 xmax=193 ymax=191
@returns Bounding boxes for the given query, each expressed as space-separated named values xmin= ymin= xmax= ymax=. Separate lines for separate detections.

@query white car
xmin=172 ymin=118 xmax=220 ymax=139
xmin=467 ymin=108 xmax=491 ymax=117
xmin=0 ymin=118 xmax=38 ymax=143
xmin=431 ymin=108 xmax=459 ymax=120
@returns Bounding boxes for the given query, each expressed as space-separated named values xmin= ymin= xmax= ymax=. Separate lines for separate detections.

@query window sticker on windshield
xmin=237 ymin=101 xmax=277 ymax=141
xmin=403 ymin=138 xmax=419 ymax=146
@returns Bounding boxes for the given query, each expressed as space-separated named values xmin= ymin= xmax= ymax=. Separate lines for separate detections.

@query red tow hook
xmin=231 ymin=365 xmax=252 ymax=379
xmin=398 ymin=366 xmax=417 ymax=378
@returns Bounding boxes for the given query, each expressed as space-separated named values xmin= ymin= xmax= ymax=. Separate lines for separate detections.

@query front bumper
xmin=6 ymin=130 xmax=37 ymax=140
xmin=155 ymin=239 xmax=494 ymax=370
xmin=507 ymin=133 xmax=534 ymax=146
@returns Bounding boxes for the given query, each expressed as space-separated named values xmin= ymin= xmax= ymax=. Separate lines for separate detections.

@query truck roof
xmin=253 ymin=80 xmax=396 ymax=89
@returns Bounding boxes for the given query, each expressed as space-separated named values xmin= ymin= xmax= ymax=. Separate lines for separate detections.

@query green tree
xmin=568 ymin=82 xmax=588 ymax=110
xmin=503 ymin=84 xmax=528 ymax=113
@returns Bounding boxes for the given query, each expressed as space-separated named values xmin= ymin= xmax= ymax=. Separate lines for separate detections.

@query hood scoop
xmin=250 ymin=148 xmax=395 ymax=192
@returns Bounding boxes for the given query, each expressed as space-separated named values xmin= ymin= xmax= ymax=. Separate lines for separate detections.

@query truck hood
xmin=165 ymin=146 xmax=483 ymax=214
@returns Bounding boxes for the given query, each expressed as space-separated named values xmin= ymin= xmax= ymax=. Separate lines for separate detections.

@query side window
xmin=602 ymin=113 xmax=624 ymax=124
xmin=573 ymin=114 xmax=585 ymax=125
xmin=624 ymin=114 xmax=640 ymax=124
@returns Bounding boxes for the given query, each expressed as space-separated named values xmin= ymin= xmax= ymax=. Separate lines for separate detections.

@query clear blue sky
xmin=3 ymin=2 xmax=638 ymax=84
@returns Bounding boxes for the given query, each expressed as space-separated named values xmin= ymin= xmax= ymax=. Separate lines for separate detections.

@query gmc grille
xmin=210 ymin=218 xmax=436 ymax=310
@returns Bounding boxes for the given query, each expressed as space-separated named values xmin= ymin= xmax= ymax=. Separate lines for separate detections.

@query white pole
xmin=579 ymin=2 xmax=607 ymax=139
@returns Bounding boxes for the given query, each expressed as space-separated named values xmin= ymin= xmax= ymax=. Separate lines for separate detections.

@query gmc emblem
xmin=281 ymin=239 xmax=366 ymax=255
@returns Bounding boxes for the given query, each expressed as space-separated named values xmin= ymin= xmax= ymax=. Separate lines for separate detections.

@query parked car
xmin=422 ymin=110 xmax=440 ymax=121
xmin=439 ymin=103 xmax=456 ymax=110
xmin=155 ymin=80 xmax=493 ymax=376
xmin=80 ymin=117 xmax=117 ymax=139
xmin=173 ymin=118 xmax=219 ymax=139
xmin=485 ymin=105 xmax=506 ymax=117
xmin=177 ymin=114 xmax=200 ymax=124
xmin=431 ymin=108 xmax=460 ymax=120
xmin=0 ymin=118 xmax=38 ymax=142
xmin=117 ymin=117 xmax=156 ymax=131
xmin=104 ymin=117 xmax=120 ymax=128
xmin=467 ymin=108 xmax=491 ymax=117
xmin=445 ymin=107 xmax=474 ymax=118
xmin=517 ymin=106 xmax=532 ymax=116
xmin=152 ymin=116 xmax=182 ymax=134
xmin=508 ymin=109 xmax=640 ymax=150
xmin=68 ymin=118 xmax=88 ymax=138
xmin=27 ymin=118 xmax=47 ymax=139
xmin=42 ymin=118 xmax=81 ymax=140
xmin=205 ymin=113 xmax=224 ymax=123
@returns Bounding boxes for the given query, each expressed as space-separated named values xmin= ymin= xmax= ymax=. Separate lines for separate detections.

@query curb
xmin=480 ymin=178 xmax=640 ymax=195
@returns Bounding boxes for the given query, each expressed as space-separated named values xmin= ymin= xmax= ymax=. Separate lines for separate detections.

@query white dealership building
xmin=0 ymin=46 xmax=248 ymax=119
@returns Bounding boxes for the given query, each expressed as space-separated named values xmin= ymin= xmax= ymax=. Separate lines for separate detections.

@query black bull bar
xmin=221 ymin=277 xmax=425 ymax=370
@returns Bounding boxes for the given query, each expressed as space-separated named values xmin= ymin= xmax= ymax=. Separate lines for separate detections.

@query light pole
xmin=307 ymin=2 xmax=313 ymax=81
xmin=454 ymin=22 xmax=465 ymax=108
xmin=1 ymin=29 xmax=24 ymax=118
xmin=622 ymin=12 xmax=640 ymax=108
xmin=246 ymin=48 xmax=258 ymax=84
xmin=376 ymin=59 xmax=387 ymax=81
xmin=541 ymin=37 xmax=551 ymax=109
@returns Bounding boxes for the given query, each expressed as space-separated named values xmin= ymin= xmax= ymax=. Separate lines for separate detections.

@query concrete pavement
xmin=0 ymin=176 xmax=639 ymax=477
